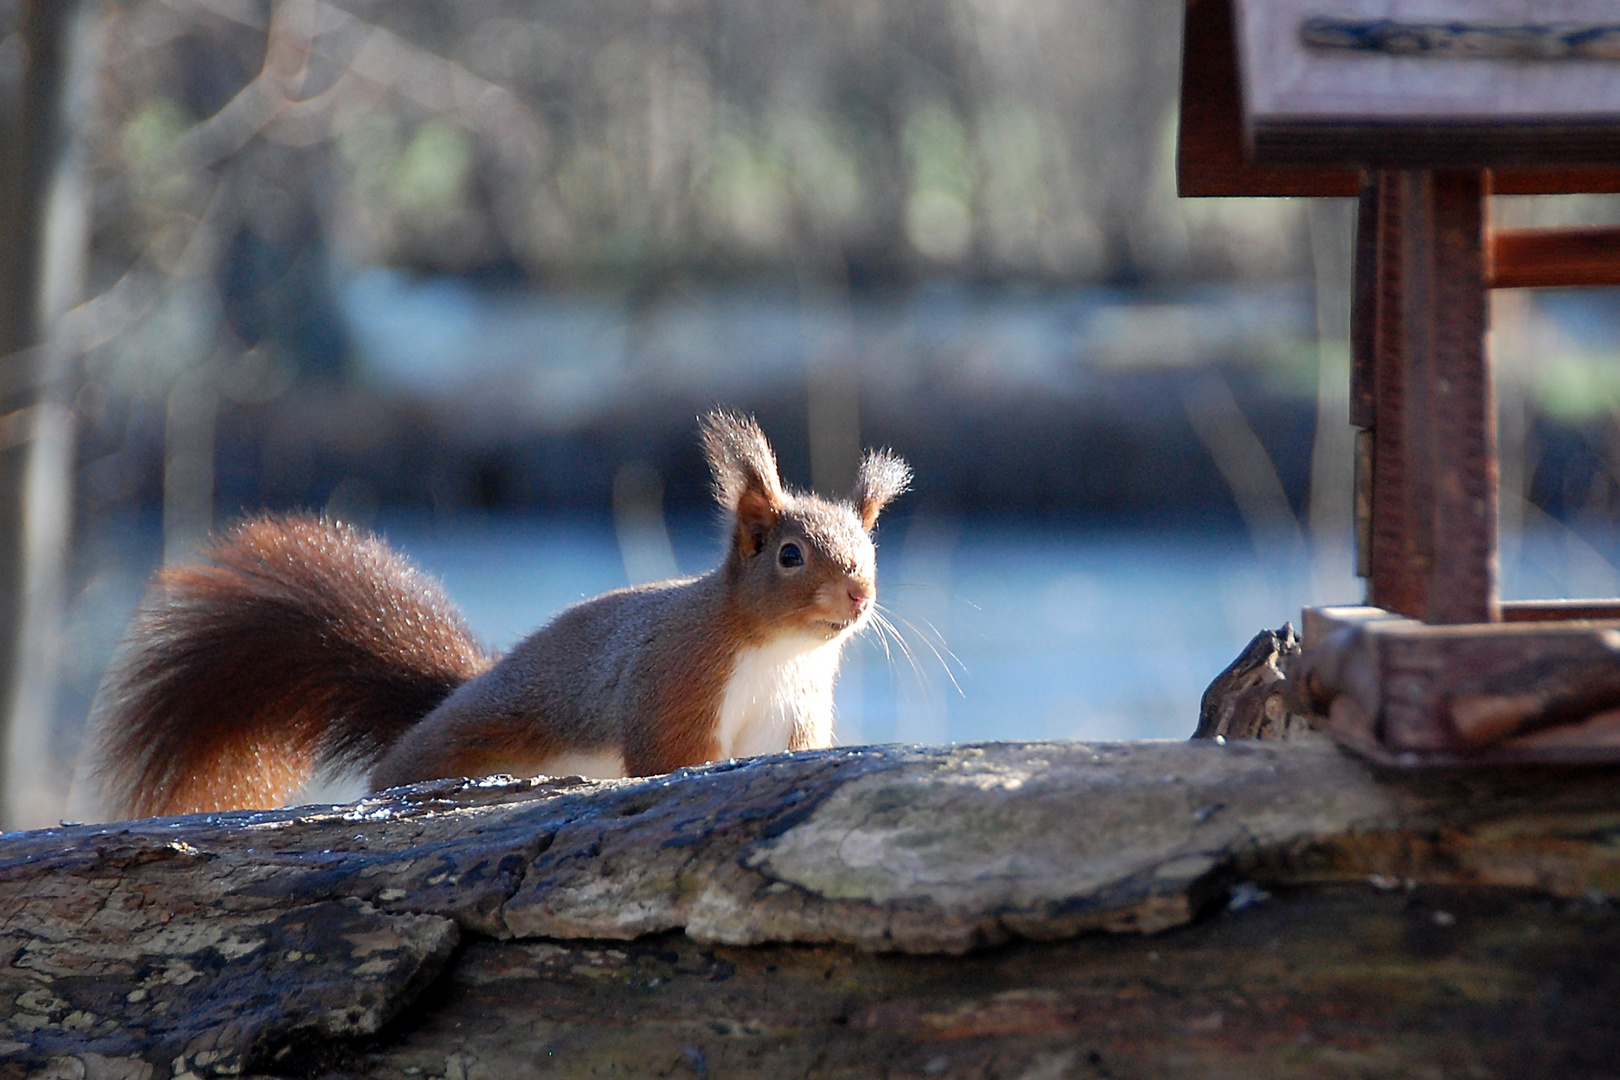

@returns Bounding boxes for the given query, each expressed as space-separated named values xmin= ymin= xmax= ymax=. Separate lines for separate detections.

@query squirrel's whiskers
xmin=866 ymin=603 xmax=966 ymax=701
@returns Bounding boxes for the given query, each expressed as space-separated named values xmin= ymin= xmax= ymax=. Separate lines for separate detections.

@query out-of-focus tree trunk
xmin=0 ymin=0 xmax=95 ymax=829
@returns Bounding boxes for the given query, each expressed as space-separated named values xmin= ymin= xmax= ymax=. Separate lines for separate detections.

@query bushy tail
xmin=90 ymin=515 xmax=496 ymax=818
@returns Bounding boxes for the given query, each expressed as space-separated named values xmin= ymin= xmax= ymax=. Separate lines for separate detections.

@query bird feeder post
xmin=1362 ymin=168 xmax=1496 ymax=626
xmin=1180 ymin=0 xmax=1620 ymax=763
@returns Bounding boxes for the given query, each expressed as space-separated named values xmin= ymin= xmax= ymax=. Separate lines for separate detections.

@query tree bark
xmin=2 ymin=741 xmax=1619 ymax=1077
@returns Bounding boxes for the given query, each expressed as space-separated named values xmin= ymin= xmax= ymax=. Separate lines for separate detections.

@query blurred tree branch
xmin=0 ymin=0 xmax=98 ymax=828
xmin=0 ymin=0 xmax=549 ymax=825
xmin=164 ymin=0 xmax=545 ymax=169
xmin=60 ymin=0 xmax=547 ymax=360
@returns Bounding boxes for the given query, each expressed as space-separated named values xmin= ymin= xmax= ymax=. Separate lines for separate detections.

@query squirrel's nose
xmin=848 ymin=586 xmax=872 ymax=615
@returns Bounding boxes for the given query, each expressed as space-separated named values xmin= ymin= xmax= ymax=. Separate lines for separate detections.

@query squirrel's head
xmin=701 ymin=410 xmax=910 ymax=641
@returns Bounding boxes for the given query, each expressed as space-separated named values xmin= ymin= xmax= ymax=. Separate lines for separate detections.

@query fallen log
xmin=4 ymin=740 xmax=1619 ymax=1077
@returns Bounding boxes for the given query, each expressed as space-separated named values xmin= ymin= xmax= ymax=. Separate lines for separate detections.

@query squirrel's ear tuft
xmin=853 ymin=448 xmax=911 ymax=530
xmin=701 ymin=410 xmax=785 ymax=553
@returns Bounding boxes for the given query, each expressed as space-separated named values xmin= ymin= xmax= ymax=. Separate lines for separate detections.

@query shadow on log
xmin=3 ymin=740 xmax=1620 ymax=1077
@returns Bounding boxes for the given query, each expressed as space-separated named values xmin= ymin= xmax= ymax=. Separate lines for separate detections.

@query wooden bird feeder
xmin=1179 ymin=0 xmax=1620 ymax=763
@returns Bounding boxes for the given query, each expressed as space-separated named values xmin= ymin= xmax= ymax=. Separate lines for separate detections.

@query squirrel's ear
xmin=853 ymin=448 xmax=911 ymax=530
xmin=701 ymin=410 xmax=785 ymax=554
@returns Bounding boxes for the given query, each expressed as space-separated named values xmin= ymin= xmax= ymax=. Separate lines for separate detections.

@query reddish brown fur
xmin=91 ymin=517 xmax=493 ymax=817
xmin=372 ymin=413 xmax=905 ymax=788
xmin=417 ymin=711 xmax=568 ymax=782
xmin=632 ymin=591 xmax=752 ymax=774
xmin=92 ymin=412 xmax=909 ymax=818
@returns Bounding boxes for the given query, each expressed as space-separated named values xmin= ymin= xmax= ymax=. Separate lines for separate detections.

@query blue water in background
xmin=43 ymin=508 xmax=1620 ymax=827
xmin=358 ymin=514 xmax=1620 ymax=747
xmin=393 ymin=518 xmax=1273 ymax=745
xmin=58 ymin=512 xmax=1620 ymax=805
xmin=62 ymin=513 xmax=1620 ymax=775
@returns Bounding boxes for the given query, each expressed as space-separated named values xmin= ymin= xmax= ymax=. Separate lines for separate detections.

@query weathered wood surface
xmin=1299 ymin=604 xmax=1620 ymax=762
xmin=1351 ymin=168 xmax=1497 ymax=626
xmin=1490 ymin=226 xmax=1620 ymax=289
xmin=4 ymin=740 xmax=1620 ymax=1077
xmin=1235 ymin=0 xmax=1620 ymax=168
xmin=1177 ymin=0 xmax=1620 ymax=194
xmin=357 ymin=887 xmax=1620 ymax=1080
xmin=1193 ymin=624 xmax=1312 ymax=740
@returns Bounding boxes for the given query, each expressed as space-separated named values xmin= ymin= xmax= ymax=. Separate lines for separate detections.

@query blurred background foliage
xmin=3 ymin=0 xmax=1620 ymax=826
xmin=97 ymin=0 xmax=1228 ymax=284
xmin=67 ymin=0 xmax=1323 ymax=538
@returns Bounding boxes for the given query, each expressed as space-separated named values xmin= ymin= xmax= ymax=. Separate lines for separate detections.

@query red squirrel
xmin=89 ymin=411 xmax=910 ymax=819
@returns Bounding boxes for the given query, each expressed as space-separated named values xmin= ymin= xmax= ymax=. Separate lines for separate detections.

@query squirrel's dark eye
xmin=778 ymin=542 xmax=804 ymax=568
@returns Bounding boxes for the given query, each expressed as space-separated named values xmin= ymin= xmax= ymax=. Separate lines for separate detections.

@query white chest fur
xmin=532 ymin=748 xmax=628 ymax=780
xmin=716 ymin=633 xmax=842 ymax=758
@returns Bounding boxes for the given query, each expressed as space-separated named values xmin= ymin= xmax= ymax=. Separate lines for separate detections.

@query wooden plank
xmin=1302 ymin=604 xmax=1620 ymax=761
xmin=1177 ymin=3 xmax=1620 ymax=195
xmin=1492 ymin=166 xmax=1620 ymax=194
xmin=1176 ymin=0 xmax=1360 ymax=198
xmin=1355 ymin=174 xmax=1498 ymax=621
xmin=1348 ymin=177 xmax=1379 ymax=428
xmin=1503 ymin=598 xmax=1620 ymax=621
xmin=1252 ymin=123 xmax=1620 ymax=171
xmin=1399 ymin=170 xmax=1497 ymax=625
xmin=1366 ymin=173 xmax=1426 ymax=617
xmin=1488 ymin=225 xmax=1620 ymax=288
xmin=1235 ymin=0 xmax=1620 ymax=169
xmin=1427 ymin=171 xmax=1498 ymax=624
xmin=1353 ymin=428 xmax=1373 ymax=578
xmin=1299 ymin=603 xmax=1403 ymax=649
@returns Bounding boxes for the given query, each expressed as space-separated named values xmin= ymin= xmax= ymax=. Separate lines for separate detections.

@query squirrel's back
xmin=90 ymin=516 xmax=494 ymax=818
